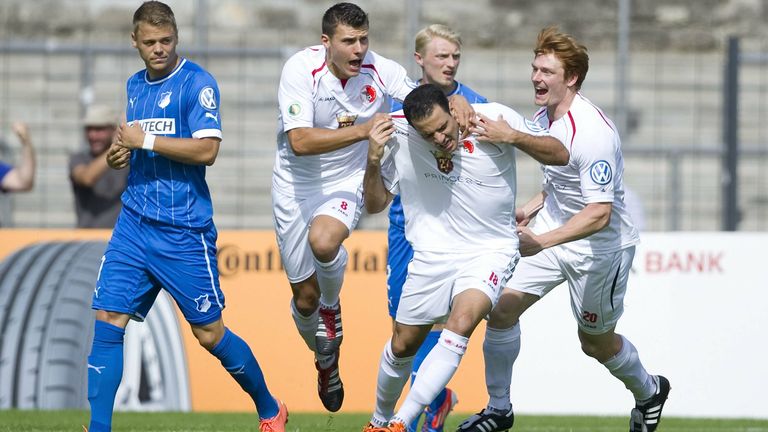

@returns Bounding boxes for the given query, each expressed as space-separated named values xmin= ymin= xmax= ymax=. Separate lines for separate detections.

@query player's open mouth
xmin=535 ymin=88 xmax=547 ymax=96
xmin=349 ymin=59 xmax=361 ymax=69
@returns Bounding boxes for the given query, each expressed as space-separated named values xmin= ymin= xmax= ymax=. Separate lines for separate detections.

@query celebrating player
xmin=457 ymin=26 xmax=670 ymax=432
xmin=273 ymin=2 xmax=473 ymax=412
xmin=362 ymin=84 xmax=568 ymax=432
xmin=387 ymin=24 xmax=487 ymax=432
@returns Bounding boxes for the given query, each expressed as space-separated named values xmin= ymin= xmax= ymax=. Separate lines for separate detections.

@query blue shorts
xmin=92 ymin=208 xmax=225 ymax=326
xmin=386 ymin=222 xmax=413 ymax=318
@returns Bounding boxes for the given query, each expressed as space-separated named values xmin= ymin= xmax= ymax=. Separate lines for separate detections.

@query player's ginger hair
xmin=534 ymin=26 xmax=589 ymax=90
xmin=415 ymin=24 xmax=462 ymax=55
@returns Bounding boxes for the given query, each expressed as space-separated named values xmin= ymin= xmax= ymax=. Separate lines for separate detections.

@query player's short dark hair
xmin=322 ymin=3 xmax=368 ymax=37
xmin=133 ymin=1 xmax=178 ymax=35
xmin=403 ymin=84 xmax=450 ymax=126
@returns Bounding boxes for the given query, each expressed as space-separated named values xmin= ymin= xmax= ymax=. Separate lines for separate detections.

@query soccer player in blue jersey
xmin=86 ymin=3 xmax=286 ymax=432
xmin=387 ymin=24 xmax=486 ymax=432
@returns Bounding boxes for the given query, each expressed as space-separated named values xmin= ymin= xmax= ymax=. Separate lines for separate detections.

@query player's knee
xmin=578 ymin=331 xmax=618 ymax=362
xmin=390 ymin=335 xmax=420 ymax=357
xmin=488 ymin=305 xmax=520 ymax=328
xmin=196 ymin=332 xmax=219 ymax=351
xmin=445 ymin=315 xmax=477 ymax=337
xmin=191 ymin=321 xmax=225 ymax=351
xmin=309 ymin=240 xmax=340 ymax=263
xmin=294 ymin=294 xmax=320 ymax=314
xmin=579 ymin=339 xmax=601 ymax=359
xmin=308 ymin=230 xmax=343 ymax=262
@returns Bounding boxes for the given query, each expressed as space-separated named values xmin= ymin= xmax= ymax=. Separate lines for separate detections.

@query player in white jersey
xmin=457 ymin=27 xmax=670 ymax=432
xmin=273 ymin=2 xmax=416 ymax=412
xmin=362 ymin=84 xmax=568 ymax=432
xmin=387 ymin=24 xmax=488 ymax=432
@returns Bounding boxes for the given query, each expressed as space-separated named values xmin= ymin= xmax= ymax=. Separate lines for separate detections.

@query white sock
xmin=484 ymin=324 xmax=520 ymax=412
xmin=290 ymin=299 xmax=318 ymax=351
xmin=373 ymin=340 xmax=414 ymax=425
xmin=394 ymin=329 xmax=468 ymax=425
xmin=315 ymin=246 xmax=348 ymax=307
xmin=603 ymin=335 xmax=656 ymax=401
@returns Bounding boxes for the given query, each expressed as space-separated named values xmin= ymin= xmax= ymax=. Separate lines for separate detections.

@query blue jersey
xmin=123 ymin=58 xmax=222 ymax=229
xmin=388 ymin=81 xmax=487 ymax=228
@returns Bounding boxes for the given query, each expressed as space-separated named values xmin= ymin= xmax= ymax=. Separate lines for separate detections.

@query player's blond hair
xmin=415 ymin=24 xmax=462 ymax=56
xmin=133 ymin=1 xmax=178 ymax=35
xmin=534 ymin=26 xmax=589 ymax=89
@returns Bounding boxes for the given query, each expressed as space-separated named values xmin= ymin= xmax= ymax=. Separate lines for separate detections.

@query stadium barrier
xmin=0 ymin=230 xmax=765 ymax=418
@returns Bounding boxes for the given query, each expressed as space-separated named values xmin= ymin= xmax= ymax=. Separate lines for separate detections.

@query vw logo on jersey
xmin=198 ymin=87 xmax=217 ymax=110
xmin=589 ymin=160 xmax=613 ymax=185
xmin=361 ymin=85 xmax=377 ymax=103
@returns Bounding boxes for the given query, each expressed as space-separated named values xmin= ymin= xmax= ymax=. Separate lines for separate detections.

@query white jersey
xmin=532 ymin=93 xmax=639 ymax=254
xmin=274 ymin=45 xmax=414 ymax=195
xmin=382 ymin=103 xmax=550 ymax=253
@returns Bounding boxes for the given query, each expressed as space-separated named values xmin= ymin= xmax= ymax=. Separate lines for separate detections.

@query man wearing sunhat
xmin=69 ymin=104 xmax=128 ymax=228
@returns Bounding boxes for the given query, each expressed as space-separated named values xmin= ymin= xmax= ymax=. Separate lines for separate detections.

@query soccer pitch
xmin=1 ymin=411 xmax=768 ymax=432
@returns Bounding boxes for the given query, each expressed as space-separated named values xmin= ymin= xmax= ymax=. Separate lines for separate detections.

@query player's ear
xmin=414 ymin=51 xmax=423 ymax=67
xmin=130 ymin=32 xmax=137 ymax=49
xmin=321 ymin=33 xmax=330 ymax=49
xmin=565 ymin=72 xmax=579 ymax=88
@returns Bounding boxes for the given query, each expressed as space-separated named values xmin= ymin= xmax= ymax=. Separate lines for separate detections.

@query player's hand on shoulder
xmin=366 ymin=114 xmax=394 ymax=163
xmin=448 ymin=95 xmax=474 ymax=139
xmin=517 ymin=225 xmax=544 ymax=257
xmin=471 ymin=113 xmax=514 ymax=143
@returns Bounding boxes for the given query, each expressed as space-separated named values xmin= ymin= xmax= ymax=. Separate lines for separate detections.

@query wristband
xmin=142 ymin=133 xmax=156 ymax=151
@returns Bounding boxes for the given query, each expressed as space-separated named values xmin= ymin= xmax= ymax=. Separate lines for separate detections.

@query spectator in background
xmin=1 ymin=122 xmax=35 ymax=194
xmin=69 ymin=105 xmax=128 ymax=228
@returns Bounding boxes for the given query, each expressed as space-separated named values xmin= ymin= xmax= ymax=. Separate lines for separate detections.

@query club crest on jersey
xmin=198 ymin=87 xmax=217 ymax=110
xmin=431 ymin=149 xmax=454 ymax=174
xmin=158 ymin=91 xmax=172 ymax=109
xmin=194 ymin=294 xmax=212 ymax=313
xmin=589 ymin=160 xmax=613 ymax=185
xmin=336 ymin=111 xmax=358 ymax=128
xmin=361 ymin=85 xmax=377 ymax=103
xmin=462 ymin=140 xmax=475 ymax=153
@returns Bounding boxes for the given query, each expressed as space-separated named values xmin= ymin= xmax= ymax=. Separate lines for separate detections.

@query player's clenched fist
xmin=106 ymin=142 xmax=131 ymax=169
xmin=366 ymin=115 xmax=394 ymax=164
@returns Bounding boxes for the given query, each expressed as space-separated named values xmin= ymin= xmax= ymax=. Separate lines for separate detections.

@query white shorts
xmin=272 ymin=176 xmax=363 ymax=283
xmin=508 ymin=245 xmax=636 ymax=334
xmin=396 ymin=249 xmax=520 ymax=326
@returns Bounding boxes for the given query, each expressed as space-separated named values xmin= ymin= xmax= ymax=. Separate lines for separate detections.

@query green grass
xmin=1 ymin=410 xmax=767 ymax=432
